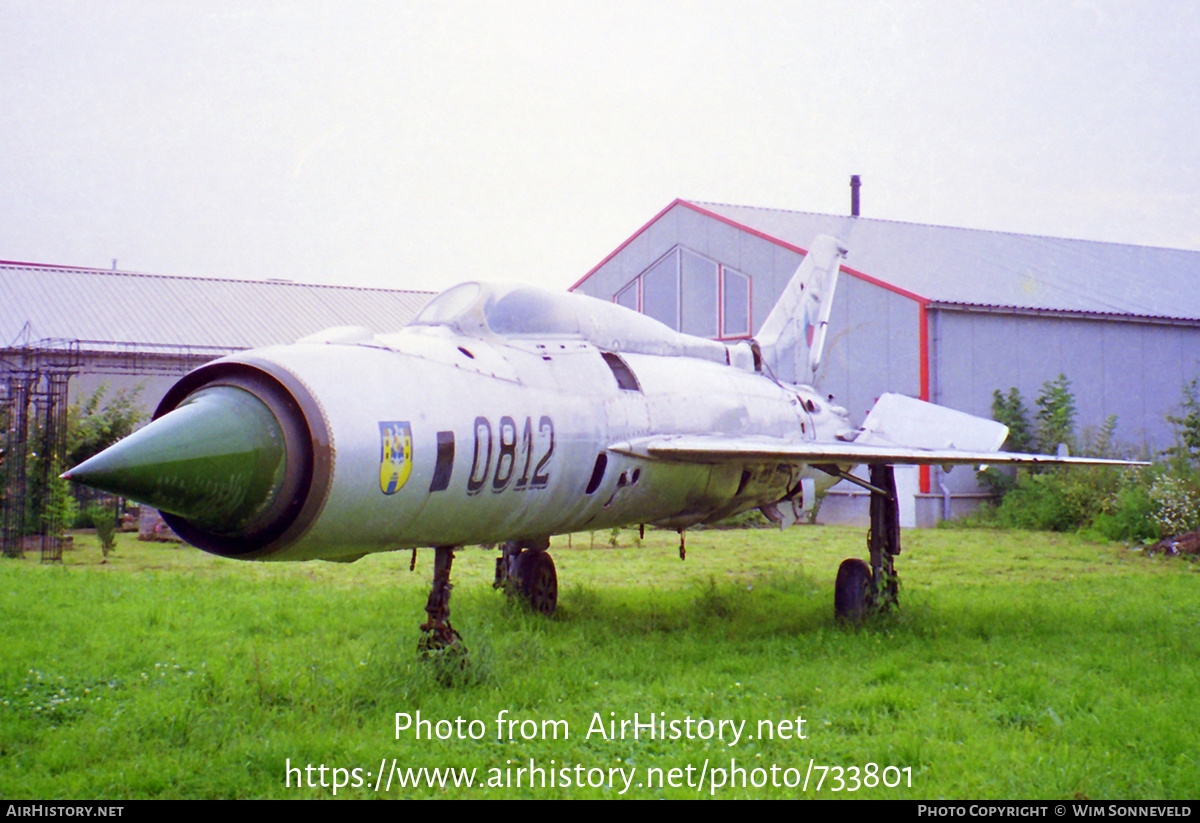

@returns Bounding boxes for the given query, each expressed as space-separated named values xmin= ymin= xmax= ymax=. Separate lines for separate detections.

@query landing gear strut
xmin=418 ymin=545 xmax=463 ymax=652
xmin=834 ymin=464 xmax=901 ymax=620
xmin=495 ymin=538 xmax=558 ymax=615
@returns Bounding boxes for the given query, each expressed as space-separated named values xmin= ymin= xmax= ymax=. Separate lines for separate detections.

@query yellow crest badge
xmin=379 ymin=422 xmax=413 ymax=495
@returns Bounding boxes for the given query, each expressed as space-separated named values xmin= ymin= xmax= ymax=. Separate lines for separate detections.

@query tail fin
xmin=754 ymin=234 xmax=847 ymax=386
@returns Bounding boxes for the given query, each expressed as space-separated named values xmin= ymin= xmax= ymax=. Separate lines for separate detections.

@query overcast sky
xmin=2 ymin=0 xmax=1197 ymax=293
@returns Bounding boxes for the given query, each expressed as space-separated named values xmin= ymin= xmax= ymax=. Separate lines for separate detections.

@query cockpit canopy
xmin=412 ymin=282 xmax=584 ymax=337
xmin=409 ymin=281 xmax=745 ymax=367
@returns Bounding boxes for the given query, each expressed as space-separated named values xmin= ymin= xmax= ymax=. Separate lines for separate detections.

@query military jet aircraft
xmin=64 ymin=236 xmax=1136 ymax=648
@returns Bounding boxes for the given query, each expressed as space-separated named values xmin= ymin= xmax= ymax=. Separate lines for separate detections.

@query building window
xmin=680 ymin=249 xmax=718 ymax=338
xmin=613 ymin=246 xmax=751 ymax=340
xmin=615 ymin=280 xmax=638 ymax=311
xmin=722 ymin=269 xmax=750 ymax=337
xmin=641 ymin=252 xmax=678 ymax=330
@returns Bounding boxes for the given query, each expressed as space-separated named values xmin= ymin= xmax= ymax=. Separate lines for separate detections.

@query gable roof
xmin=1 ymin=262 xmax=434 ymax=354
xmin=690 ymin=201 xmax=1200 ymax=321
xmin=582 ymin=199 xmax=1200 ymax=323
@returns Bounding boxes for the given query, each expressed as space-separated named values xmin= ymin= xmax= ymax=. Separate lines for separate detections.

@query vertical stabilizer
xmin=754 ymin=234 xmax=847 ymax=386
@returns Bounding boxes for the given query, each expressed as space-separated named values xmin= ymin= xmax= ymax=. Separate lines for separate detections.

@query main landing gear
xmin=494 ymin=538 xmax=558 ymax=615
xmin=834 ymin=464 xmax=902 ymax=621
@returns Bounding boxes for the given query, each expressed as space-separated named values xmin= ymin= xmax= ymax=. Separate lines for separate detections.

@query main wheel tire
xmin=834 ymin=558 xmax=874 ymax=620
xmin=514 ymin=550 xmax=558 ymax=615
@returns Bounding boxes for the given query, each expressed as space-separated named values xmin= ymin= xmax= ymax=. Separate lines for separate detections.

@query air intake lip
xmin=154 ymin=359 xmax=332 ymax=559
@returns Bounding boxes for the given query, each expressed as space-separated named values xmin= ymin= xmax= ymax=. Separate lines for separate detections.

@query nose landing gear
xmin=419 ymin=545 xmax=464 ymax=653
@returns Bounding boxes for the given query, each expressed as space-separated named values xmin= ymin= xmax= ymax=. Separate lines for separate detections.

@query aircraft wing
xmin=607 ymin=434 xmax=1143 ymax=468
xmin=610 ymin=395 xmax=1144 ymax=468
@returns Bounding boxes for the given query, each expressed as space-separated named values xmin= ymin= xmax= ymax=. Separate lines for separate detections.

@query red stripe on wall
xmin=574 ymin=199 xmax=933 ymax=307
xmin=677 ymin=201 xmax=931 ymax=305
xmin=919 ymin=301 xmax=931 ymax=494
xmin=569 ymin=200 xmax=688 ymax=292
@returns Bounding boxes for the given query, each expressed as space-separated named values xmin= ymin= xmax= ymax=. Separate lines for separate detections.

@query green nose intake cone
xmin=63 ymin=386 xmax=287 ymax=533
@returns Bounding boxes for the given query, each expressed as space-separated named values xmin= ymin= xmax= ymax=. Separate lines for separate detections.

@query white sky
xmin=2 ymin=0 xmax=1198 ymax=293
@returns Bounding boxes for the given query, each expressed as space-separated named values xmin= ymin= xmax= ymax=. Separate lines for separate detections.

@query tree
xmin=979 ymin=388 xmax=1034 ymax=496
xmin=1084 ymin=414 xmax=1120 ymax=459
xmin=1164 ymin=378 xmax=1200 ymax=470
xmin=991 ymin=387 xmax=1034 ymax=453
xmin=2 ymin=382 xmax=147 ymax=542
xmin=982 ymin=377 xmax=1081 ymax=498
xmin=66 ymin=383 xmax=146 ymax=468
xmin=1035 ymin=373 xmax=1077 ymax=455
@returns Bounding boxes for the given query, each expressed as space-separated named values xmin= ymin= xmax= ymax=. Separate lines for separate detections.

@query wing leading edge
xmin=607 ymin=433 xmax=1142 ymax=468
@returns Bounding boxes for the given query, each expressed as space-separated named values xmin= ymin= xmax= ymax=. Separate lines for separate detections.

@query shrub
xmin=1148 ymin=474 xmax=1200 ymax=537
xmin=989 ymin=471 xmax=1083 ymax=532
xmin=969 ymin=377 xmax=1200 ymax=542
xmin=993 ymin=387 xmax=1035 ymax=453
xmin=1086 ymin=469 xmax=1160 ymax=543
xmin=87 ymin=504 xmax=118 ymax=556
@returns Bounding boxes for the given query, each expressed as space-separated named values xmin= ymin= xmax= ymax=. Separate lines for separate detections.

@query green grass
xmin=1 ymin=526 xmax=1196 ymax=799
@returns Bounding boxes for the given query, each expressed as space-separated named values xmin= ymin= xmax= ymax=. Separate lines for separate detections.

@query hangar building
xmin=571 ymin=200 xmax=1200 ymax=525
xmin=1 ymin=260 xmax=434 ymax=412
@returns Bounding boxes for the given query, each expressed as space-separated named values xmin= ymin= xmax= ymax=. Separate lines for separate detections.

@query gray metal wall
xmin=820 ymin=275 xmax=922 ymax=427
xmin=932 ymin=309 xmax=1200 ymax=460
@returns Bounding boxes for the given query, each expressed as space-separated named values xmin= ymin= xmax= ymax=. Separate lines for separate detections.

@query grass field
xmin=1 ymin=525 xmax=1196 ymax=799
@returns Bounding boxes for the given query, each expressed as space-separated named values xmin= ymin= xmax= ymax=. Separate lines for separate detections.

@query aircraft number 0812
xmin=467 ymin=415 xmax=555 ymax=495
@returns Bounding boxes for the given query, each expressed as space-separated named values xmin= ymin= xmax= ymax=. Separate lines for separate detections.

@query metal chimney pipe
xmin=850 ymin=175 xmax=861 ymax=217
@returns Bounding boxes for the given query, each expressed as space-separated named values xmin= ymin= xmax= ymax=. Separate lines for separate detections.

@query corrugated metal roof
xmin=688 ymin=201 xmax=1200 ymax=322
xmin=0 ymin=262 xmax=435 ymax=353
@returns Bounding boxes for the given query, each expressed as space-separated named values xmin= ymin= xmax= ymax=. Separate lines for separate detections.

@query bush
xmin=972 ymin=376 xmax=1200 ymax=542
xmin=974 ymin=460 xmax=1198 ymax=544
xmin=1085 ymin=471 xmax=1161 ymax=543
xmin=87 ymin=504 xmax=118 ymax=556
xmin=1148 ymin=474 xmax=1200 ymax=536
xmin=988 ymin=470 xmax=1099 ymax=532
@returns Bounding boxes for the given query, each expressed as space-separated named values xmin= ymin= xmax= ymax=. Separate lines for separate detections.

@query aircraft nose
xmin=63 ymin=385 xmax=287 ymax=533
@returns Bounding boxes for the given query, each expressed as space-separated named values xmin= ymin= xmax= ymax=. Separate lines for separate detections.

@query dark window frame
xmin=612 ymin=245 xmax=752 ymax=341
